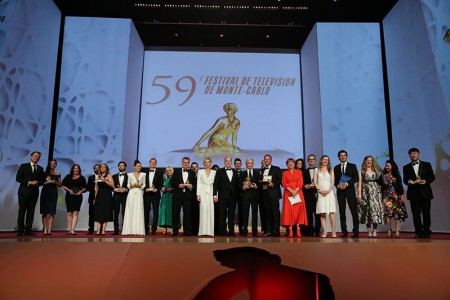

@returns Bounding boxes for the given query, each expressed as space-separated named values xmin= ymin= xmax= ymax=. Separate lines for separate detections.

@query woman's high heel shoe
xmin=288 ymin=227 xmax=293 ymax=238
xmin=296 ymin=229 xmax=301 ymax=238
xmin=321 ymin=232 xmax=327 ymax=238
xmin=395 ymin=231 xmax=400 ymax=238
xmin=387 ymin=230 xmax=392 ymax=238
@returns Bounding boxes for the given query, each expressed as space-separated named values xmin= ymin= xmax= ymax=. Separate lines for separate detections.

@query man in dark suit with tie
xmin=86 ymin=164 xmax=100 ymax=234
xmin=303 ymin=154 xmax=321 ymax=237
xmin=112 ymin=161 xmax=128 ymax=235
xmin=213 ymin=156 xmax=239 ymax=236
xmin=170 ymin=157 xmax=197 ymax=236
xmin=237 ymin=158 xmax=261 ymax=237
xmin=144 ymin=158 xmax=163 ymax=235
xmin=15 ymin=151 xmax=45 ymax=236
xmin=260 ymin=154 xmax=282 ymax=237
xmin=403 ymin=147 xmax=435 ymax=238
xmin=334 ymin=150 xmax=359 ymax=238
xmin=234 ymin=158 xmax=244 ymax=236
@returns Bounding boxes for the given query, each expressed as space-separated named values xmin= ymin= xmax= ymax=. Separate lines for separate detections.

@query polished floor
xmin=1 ymin=232 xmax=449 ymax=300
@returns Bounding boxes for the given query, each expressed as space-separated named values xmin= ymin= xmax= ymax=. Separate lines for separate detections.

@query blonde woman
xmin=314 ymin=155 xmax=337 ymax=238
xmin=196 ymin=158 xmax=216 ymax=236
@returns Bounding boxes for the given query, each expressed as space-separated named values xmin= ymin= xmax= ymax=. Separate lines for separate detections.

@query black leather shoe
xmin=263 ymin=232 xmax=272 ymax=237
xmin=273 ymin=232 xmax=281 ymax=237
xmin=184 ymin=232 xmax=192 ymax=236
xmin=16 ymin=231 xmax=24 ymax=236
xmin=25 ymin=231 xmax=36 ymax=236
xmin=87 ymin=230 xmax=94 ymax=235
xmin=151 ymin=231 xmax=156 ymax=236
xmin=171 ymin=232 xmax=178 ymax=236
xmin=340 ymin=233 xmax=348 ymax=238
xmin=352 ymin=233 xmax=359 ymax=238
xmin=112 ymin=231 xmax=119 ymax=235
xmin=252 ymin=232 xmax=258 ymax=237
xmin=226 ymin=232 xmax=235 ymax=237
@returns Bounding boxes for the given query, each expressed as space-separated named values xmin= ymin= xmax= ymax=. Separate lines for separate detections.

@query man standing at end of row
xmin=260 ymin=154 xmax=282 ymax=237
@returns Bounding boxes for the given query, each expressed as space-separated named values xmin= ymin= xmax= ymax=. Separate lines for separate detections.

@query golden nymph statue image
xmin=193 ymin=102 xmax=241 ymax=155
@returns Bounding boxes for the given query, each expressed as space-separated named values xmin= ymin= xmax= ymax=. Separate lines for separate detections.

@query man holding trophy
xmin=403 ymin=147 xmax=435 ymax=238
xmin=238 ymin=158 xmax=261 ymax=237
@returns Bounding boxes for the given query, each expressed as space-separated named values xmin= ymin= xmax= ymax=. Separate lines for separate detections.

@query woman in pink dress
xmin=281 ymin=158 xmax=308 ymax=237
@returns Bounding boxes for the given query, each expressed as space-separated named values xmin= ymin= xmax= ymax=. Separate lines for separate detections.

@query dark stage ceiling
xmin=52 ymin=0 xmax=399 ymax=50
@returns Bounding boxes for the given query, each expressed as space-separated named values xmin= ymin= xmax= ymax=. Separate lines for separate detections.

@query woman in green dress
xmin=158 ymin=166 xmax=179 ymax=235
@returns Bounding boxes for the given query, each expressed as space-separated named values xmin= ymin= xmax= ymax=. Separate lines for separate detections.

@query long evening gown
xmin=94 ymin=179 xmax=113 ymax=222
xmin=122 ymin=172 xmax=146 ymax=235
xmin=315 ymin=171 xmax=337 ymax=214
xmin=158 ymin=176 xmax=175 ymax=229
xmin=197 ymin=169 xmax=216 ymax=236
xmin=358 ymin=171 xmax=384 ymax=225
xmin=281 ymin=169 xmax=307 ymax=226
xmin=381 ymin=173 xmax=408 ymax=221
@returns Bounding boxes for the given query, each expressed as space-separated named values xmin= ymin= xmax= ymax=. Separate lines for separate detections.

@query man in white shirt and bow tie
xmin=112 ymin=161 xmax=128 ymax=235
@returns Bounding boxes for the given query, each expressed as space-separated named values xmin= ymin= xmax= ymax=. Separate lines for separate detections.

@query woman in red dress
xmin=281 ymin=158 xmax=308 ymax=237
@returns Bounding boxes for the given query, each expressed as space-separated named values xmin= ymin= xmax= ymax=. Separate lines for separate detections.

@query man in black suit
xmin=86 ymin=164 xmax=100 ymax=235
xmin=303 ymin=154 xmax=321 ymax=237
xmin=260 ymin=154 xmax=282 ymax=237
xmin=237 ymin=158 xmax=261 ymax=237
xmin=144 ymin=158 xmax=163 ymax=235
xmin=234 ymin=158 xmax=244 ymax=236
xmin=403 ymin=147 xmax=435 ymax=238
xmin=112 ymin=161 xmax=128 ymax=235
xmin=213 ymin=156 xmax=239 ymax=236
xmin=170 ymin=156 xmax=197 ymax=236
xmin=334 ymin=150 xmax=359 ymax=238
xmin=15 ymin=151 xmax=45 ymax=236
xmin=190 ymin=161 xmax=200 ymax=236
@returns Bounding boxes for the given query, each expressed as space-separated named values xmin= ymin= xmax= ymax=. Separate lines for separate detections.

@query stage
xmin=1 ymin=232 xmax=449 ymax=300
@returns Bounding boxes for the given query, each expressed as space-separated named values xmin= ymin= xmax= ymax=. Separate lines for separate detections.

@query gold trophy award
xmin=415 ymin=175 xmax=421 ymax=183
xmin=243 ymin=176 xmax=252 ymax=187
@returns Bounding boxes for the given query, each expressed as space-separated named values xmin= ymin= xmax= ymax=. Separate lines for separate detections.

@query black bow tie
xmin=119 ymin=173 xmax=124 ymax=176
xmin=183 ymin=169 xmax=189 ymax=172
xmin=309 ymin=167 xmax=315 ymax=170
xmin=412 ymin=162 xmax=419 ymax=165
xmin=149 ymin=170 xmax=155 ymax=172
xmin=226 ymin=168 xmax=232 ymax=171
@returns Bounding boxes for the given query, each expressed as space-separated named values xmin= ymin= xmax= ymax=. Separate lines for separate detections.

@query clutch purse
xmin=288 ymin=194 xmax=301 ymax=205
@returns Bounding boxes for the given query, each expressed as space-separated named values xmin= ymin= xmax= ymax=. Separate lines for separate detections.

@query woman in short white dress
xmin=314 ymin=155 xmax=337 ymax=238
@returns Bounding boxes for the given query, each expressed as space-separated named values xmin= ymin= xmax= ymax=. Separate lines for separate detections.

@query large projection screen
xmin=138 ymin=50 xmax=303 ymax=167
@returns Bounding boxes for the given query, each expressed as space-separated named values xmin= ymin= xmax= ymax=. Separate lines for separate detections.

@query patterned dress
xmin=381 ymin=173 xmax=408 ymax=221
xmin=358 ymin=171 xmax=385 ymax=225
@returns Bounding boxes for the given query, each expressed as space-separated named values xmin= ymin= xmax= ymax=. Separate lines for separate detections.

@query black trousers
xmin=218 ymin=197 xmax=236 ymax=235
xmin=113 ymin=193 xmax=127 ymax=231
xmin=88 ymin=201 xmax=95 ymax=231
xmin=17 ymin=194 xmax=38 ymax=232
xmin=302 ymin=193 xmax=321 ymax=236
xmin=172 ymin=192 xmax=193 ymax=235
xmin=239 ymin=191 xmax=259 ymax=234
xmin=144 ymin=193 xmax=160 ymax=233
xmin=337 ymin=189 xmax=359 ymax=234
xmin=410 ymin=197 xmax=431 ymax=235
xmin=261 ymin=190 xmax=280 ymax=235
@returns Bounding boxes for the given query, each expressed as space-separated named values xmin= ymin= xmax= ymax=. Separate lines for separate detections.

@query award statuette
xmin=260 ymin=175 xmax=272 ymax=183
xmin=415 ymin=175 xmax=421 ymax=183
xmin=309 ymin=182 xmax=315 ymax=188
xmin=243 ymin=175 xmax=252 ymax=187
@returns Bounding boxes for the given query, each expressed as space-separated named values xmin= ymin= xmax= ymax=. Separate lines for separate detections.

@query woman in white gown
xmin=196 ymin=157 xmax=216 ymax=236
xmin=122 ymin=160 xmax=146 ymax=236
xmin=314 ymin=155 xmax=337 ymax=238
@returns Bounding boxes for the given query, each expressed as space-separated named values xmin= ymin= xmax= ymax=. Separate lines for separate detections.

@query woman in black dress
xmin=40 ymin=159 xmax=61 ymax=235
xmin=94 ymin=163 xmax=114 ymax=235
xmin=61 ymin=164 xmax=87 ymax=235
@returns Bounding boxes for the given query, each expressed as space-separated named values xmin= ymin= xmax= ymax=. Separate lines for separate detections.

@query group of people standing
xmin=15 ymin=147 xmax=435 ymax=239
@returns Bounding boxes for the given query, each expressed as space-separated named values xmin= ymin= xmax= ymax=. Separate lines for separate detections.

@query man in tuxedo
xmin=190 ymin=161 xmax=200 ymax=235
xmin=403 ymin=147 xmax=435 ymax=238
xmin=234 ymin=158 xmax=244 ymax=236
xmin=302 ymin=154 xmax=321 ymax=237
xmin=143 ymin=158 xmax=163 ymax=235
xmin=334 ymin=150 xmax=359 ymax=238
xmin=86 ymin=164 xmax=100 ymax=235
xmin=112 ymin=161 xmax=128 ymax=235
xmin=238 ymin=158 xmax=261 ymax=237
xmin=257 ymin=159 xmax=268 ymax=235
xmin=15 ymin=151 xmax=45 ymax=236
xmin=260 ymin=154 xmax=282 ymax=237
xmin=170 ymin=157 xmax=197 ymax=236
xmin=213 ymin=156 xmax=239 ymax=236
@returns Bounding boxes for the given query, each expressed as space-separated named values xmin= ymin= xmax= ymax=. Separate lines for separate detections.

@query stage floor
xmin=1 ymin=233 xmax=449 ymax=300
